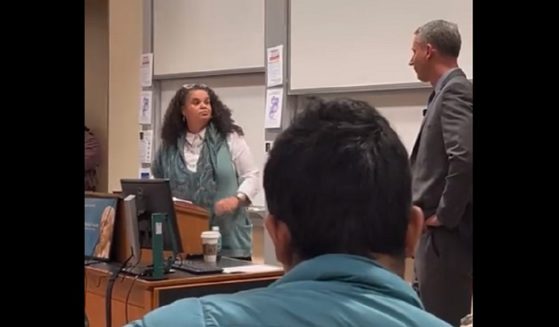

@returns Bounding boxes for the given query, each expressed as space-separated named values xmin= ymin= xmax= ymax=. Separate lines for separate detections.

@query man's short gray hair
xmin=415 ymin=19 xmax=461 ymax=58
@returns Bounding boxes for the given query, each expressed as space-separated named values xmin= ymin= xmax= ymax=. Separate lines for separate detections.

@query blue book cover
xmin=85 ymin=196 xmax=118 ymax=260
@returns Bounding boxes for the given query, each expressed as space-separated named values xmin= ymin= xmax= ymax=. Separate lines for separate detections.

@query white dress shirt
xmin=184 ymin=128 xmax=260 ymax=202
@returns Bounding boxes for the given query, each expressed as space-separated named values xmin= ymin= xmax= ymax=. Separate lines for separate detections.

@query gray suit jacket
xmin=410 ymin=68 xmax=473 ymax=240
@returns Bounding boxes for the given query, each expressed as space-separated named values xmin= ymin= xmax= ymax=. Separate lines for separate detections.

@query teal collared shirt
xmin=125 ymin=254 xmax=451 ymax=327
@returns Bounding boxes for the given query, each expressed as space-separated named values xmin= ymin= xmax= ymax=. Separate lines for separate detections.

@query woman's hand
xmin=214 ymin=196 xmax=240 ymax=216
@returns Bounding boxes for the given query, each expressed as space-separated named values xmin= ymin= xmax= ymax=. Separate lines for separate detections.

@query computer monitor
xmin=120 ymin=178 xmax=183 ymax=253
xmin=122 ymin=194 xmax=141 ymax=266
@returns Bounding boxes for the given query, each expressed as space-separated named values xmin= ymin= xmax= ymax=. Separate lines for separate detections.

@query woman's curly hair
xmin=161 ymin=84 xmax=244 ymax=147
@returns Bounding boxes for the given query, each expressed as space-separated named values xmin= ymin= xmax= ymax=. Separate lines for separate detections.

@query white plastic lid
xmin=201 ymin=231 xmax=220 ymax=239
xmin=212 ymin=226 xmax=220 ymax=231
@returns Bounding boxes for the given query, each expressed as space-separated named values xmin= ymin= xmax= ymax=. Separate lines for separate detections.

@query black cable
xmin=120 ymin=242 xmax=145 ymax=323
xmin=105 ymin=265 xmax=122 ymax=327
xmin=123 ymin=245 xmax=142 ymax=323
xmin=125 ymin=273 xmax=140 ymax=323
xmin=105 ymin=254 xmax=133 ymax=327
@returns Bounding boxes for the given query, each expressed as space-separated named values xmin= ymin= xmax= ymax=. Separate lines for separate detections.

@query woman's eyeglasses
xmin=182 ymin=83 xmax=208 ymax=89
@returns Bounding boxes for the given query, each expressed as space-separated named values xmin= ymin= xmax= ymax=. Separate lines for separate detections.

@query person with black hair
xmin=126 ymin=97 xmax=450 ymax=327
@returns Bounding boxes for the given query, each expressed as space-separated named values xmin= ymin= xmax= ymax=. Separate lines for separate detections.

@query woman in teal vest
xmin=152 ymin=83 xmax=260 ymax=260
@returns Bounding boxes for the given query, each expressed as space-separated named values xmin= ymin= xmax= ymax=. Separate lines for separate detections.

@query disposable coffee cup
xmin=201 ymin=231 xmax=220 ymax=263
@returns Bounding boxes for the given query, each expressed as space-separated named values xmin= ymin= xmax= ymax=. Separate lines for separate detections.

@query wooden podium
xmin=173 ymin=200 xmax=209 ymax=254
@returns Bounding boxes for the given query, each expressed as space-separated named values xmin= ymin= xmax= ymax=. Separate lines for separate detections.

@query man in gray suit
xmin=408 ymin=20 xmax=473 ymax=326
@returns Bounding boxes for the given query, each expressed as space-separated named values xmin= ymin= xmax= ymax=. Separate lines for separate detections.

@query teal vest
xmin=152 ymin=125 xmax=252 ymax=258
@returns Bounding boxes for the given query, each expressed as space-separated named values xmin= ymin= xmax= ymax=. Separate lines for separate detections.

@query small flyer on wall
xmin=139 ymin=91 xmax=152 ymax=124
xmin=266 ymin=45 xmax=283 ymax=87
xmin=265 ymin=87 xmax=283 ymax=128
xmin=141 ymin=53 xmax=153 ymax=87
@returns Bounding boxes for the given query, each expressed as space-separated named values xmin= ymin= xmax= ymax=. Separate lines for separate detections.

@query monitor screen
xmin=84 ymin=194 xmax=118 ymax=260
xmin=120 ymin=178 xmax=183 ymax=253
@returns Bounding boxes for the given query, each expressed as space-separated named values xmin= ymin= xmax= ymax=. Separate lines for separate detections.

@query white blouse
xmin=184 ymin=128 xmax=260 ymax=202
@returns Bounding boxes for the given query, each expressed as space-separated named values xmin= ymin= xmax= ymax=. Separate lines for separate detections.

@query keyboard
xmin=172 ymin=260 xmax=224 ymax=275
xmin=122 ymin=265 xmax=153 ymax=276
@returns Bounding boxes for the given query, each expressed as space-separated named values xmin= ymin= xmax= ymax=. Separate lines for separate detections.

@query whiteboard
xmin=289 ymin=0 xmax=472 ymax=92
xmin=159 ymin=74 xmax=267 ymax=206
xmin=153 ymin=0 xmax=265 ymax=76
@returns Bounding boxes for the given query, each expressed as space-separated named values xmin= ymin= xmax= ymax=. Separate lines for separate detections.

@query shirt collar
xmin=185 ymin=127 xmax=206 ymax=145
xmin=434 ymin=67 xmax=460 ymax=94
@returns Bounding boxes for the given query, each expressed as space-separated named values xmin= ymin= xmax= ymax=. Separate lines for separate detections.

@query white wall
xmin=153 ymin=0 xmax=265 ymax=76
xmin=290 ymin=0 xmax=472 ymax=91
xmin=85 ymin=0 xmax=109 ymax=192
xmin=313 ymin=88 xmax=431 ymax=155
xmin=107 ymin=0 xmax=143 ymax=192
xmin=86 ymin=0 xmax=143 ymax=193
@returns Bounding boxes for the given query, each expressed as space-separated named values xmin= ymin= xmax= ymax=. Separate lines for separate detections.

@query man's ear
xmin=425 ymin=43 xmax=434 ymax=59
xmin=264 ymin=214 xmax=293 ymax=268
xmin=405 ymin=206 xmax=424 ymax=258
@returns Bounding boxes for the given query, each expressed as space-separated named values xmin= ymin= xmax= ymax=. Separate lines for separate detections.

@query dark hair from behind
xmin=160 ymin=84 xmax=243 ymax=147
xmin=264 ymin=97 xmax=412 ymax=260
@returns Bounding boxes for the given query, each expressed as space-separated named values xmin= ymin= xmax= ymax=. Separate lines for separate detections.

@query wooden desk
xmin=85 ymin=260 xmax=283 ymax=327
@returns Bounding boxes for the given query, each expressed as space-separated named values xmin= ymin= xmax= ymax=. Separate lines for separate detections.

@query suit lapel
xmin=410 ymin=91 xmax=435 ymax=160
xmin=410 ymin=69 xmax=467 ymax=161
